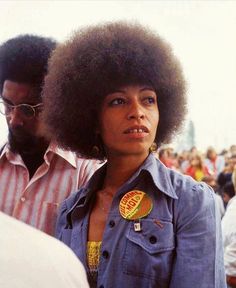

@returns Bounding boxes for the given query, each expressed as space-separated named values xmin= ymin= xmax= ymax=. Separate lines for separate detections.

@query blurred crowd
xmin=156 ymin=144 xmax=236 ymax=216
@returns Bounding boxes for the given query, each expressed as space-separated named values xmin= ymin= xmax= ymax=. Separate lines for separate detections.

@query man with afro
xmin=0 ymin=34 xmax=99 ymax=235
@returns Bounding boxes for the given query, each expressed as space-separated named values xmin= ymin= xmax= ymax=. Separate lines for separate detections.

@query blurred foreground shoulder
xmin=0 ymin=212 xmax=89 ymax=288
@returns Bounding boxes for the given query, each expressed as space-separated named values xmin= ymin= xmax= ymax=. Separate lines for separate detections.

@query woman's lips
xmin=123 ymin=126 xmax=149 ymax=138
xmin=123 ymin=125 xmax=149 ymax=134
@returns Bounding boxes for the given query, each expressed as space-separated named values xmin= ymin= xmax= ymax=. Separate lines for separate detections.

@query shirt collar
xmin=0 ymin=143 xmax=23 ymax=164
xmin=68 ymin=153 xmax=178 ymax=212
xmin=0 ymin=143 xmax=8 ymax=159
xmin=0 ymin=142 xmax=77 ymax=168
xmin=66 ymin=154 xmax=179 ymax=226
xmin=45 ymin=142 xmax=77 ymax=168
xmin=138 ymin=153 xmax=178 ymax=199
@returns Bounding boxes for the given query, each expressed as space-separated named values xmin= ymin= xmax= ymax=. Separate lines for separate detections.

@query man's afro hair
xmin=0 ymin=34 xmax=56 ymax=95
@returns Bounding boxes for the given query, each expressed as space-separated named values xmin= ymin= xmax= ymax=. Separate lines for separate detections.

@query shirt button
xmin=102 ymin=250 xmax=109 ymax=259
xmin=20 ymin=197 xmax=26 ymax=202
xmin=108 ymin=220 xmax=115 ymax=228
xmin=149 ymin=236 xmax=157 ymax=244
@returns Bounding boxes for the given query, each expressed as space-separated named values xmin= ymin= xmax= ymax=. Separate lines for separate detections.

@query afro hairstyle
xmin=0 ymin=34 xmax=57 ymax=98
xmin=43 ymin=21 xmax=187 ymax=160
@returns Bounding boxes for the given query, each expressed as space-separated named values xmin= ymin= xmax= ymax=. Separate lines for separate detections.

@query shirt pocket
xmin=122 ymin=219 xmax=175 ymax=281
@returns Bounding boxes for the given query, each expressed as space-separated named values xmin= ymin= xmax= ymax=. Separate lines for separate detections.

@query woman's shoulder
xmin=150 ymin=156 xmax=214 ymax=205
xmin=165 ymin=168 xmax=218 ymax=232
xmin=167 ymin=164 xmax=215 ymax=206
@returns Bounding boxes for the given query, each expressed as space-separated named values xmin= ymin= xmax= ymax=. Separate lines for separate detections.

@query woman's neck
xmin=103 ymin=153 xmax=148 ymax=193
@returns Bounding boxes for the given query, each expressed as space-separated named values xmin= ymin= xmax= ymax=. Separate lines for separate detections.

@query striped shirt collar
xmin=0 ymin=142 xmax=77 ymax=168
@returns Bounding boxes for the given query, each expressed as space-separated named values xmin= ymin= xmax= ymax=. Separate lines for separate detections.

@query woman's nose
xmin=127 ymin=102 xmax=145 ymax=120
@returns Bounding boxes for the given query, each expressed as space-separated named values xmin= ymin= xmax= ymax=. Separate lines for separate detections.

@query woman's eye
xmin=143 ymin=97 xmax=156 ymax=105
xmin=109 ymin=98 xmax=126 ymax=106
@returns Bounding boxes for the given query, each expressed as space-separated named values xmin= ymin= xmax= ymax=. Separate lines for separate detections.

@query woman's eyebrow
xmin=140 ymin=87 xmax=155 ymax=92
xmin=109 ymin=89 xmax=125 ymax=94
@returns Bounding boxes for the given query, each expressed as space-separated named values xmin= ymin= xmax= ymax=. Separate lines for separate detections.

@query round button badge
xmin=119 ymin=190 xmax=153 ymax=220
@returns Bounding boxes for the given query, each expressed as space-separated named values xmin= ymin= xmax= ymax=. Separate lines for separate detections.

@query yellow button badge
xmin=119 ymin=190 xmax=153 ymax=220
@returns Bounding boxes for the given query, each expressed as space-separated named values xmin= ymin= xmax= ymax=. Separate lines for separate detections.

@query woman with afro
xmin=43 ymin=22 xmax=226 ymax=288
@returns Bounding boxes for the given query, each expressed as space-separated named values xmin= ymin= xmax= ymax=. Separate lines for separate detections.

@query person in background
xmin=0 ymin=35 xmax=99 ymax=235
xmin=229 ymin=145 xmax=236 ymax=157
xmin=177 ymin=149 xmax=190 ymax=173
xmin=222 ymin=168 xmax=236 ymax=287
xmin=202 ymin=175 xmax=225 ymax=218
xmin=0 ymin=212 xmax=89 ymax=288
xmin=43 ymin=21 xmax=226 ymax=288
xmin=233 ymin=166 xmax=236 ymax=188
xmin=185 ymin=152 xmax=210 ymax=181
xmin=218 ymin=155 xmax=236 ymax=195
xmin=189 ymin=146 xmax=198 ymax=156
xmin=158 ymin=147 xmax=175 ymax=169
xmin=222 ymin=181 xmax=235 ymax=208
xmin=205 ymin=146 xmax=225 ymax=178
xmin=178 ymin=147 xmax=198 ymax=174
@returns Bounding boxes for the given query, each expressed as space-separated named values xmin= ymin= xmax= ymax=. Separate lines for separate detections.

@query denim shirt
xmin=56 ymin=153 xmax=226 ymax=288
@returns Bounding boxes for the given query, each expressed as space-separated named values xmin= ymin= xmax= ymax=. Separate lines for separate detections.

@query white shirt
xmin=222 ymin=195 xmax=236 ymax=277
xmin=0 ymin=212 xmax=89 ymax=288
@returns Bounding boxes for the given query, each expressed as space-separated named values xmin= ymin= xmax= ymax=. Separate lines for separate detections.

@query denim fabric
xmin=56 ymin=153 xmax=226 ymax=288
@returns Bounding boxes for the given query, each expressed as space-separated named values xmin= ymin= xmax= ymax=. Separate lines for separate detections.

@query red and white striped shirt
xmin=0 ymin=143 xmax=102 ymax=235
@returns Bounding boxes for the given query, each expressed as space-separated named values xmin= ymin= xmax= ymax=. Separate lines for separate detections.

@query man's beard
xmin=8 ymin=128 xmax=48 ymax=154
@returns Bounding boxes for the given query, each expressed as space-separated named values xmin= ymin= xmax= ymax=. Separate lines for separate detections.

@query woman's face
xmin=190 ymin=156 xmax=201 ymax=167
xmin=99 ymin=85 xmax=159 ymax=159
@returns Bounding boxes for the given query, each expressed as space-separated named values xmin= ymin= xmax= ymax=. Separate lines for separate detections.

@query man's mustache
xmin=9 ymin=128 xmax=32 ymax=140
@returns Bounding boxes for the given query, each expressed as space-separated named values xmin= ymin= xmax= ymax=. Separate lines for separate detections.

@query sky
xmin=0 ymin=0 xmax=235 ymax=152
